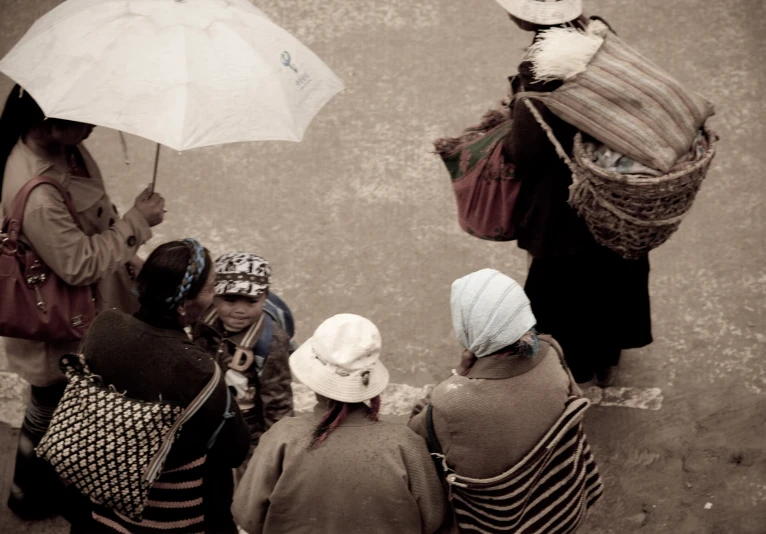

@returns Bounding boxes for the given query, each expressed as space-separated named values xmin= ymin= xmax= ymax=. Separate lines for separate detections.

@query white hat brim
xmin=289 ymin=339 xmax=390 ymax=403
xmin=495 ymin=0 xmax=582 ymax=25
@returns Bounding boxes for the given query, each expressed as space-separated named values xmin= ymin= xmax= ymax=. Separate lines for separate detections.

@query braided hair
xmin=308 ymin=396 xmax=381 ymax=450
xmin=165 ymin=239 xmax=207 ymax=308
xmin=136 ymin=239 xmax=212 ymax=320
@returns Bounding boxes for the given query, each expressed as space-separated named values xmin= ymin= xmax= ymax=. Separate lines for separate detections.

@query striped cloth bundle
xmin=436 ymin=397 xmax=603 ymax=533
xmin=520 ymin=31 xmax=714 ymax=173
xmin=92 ymin=455 xmax=208 ymax=534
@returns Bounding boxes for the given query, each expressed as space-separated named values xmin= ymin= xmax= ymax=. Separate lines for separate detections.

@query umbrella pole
xmin=150 ymin=142 xmax=161 ymax=194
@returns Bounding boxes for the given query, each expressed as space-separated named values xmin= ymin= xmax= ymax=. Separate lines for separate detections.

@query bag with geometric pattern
xmin=36 ymin=354 xmax=223 ymax=521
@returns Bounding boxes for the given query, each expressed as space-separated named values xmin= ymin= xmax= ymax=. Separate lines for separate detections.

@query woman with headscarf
xmin=499 ymin=0 xmax=652 ymax=386
xmin=232 ymin=313 xmax=447 ymax=534
xmin=0 ymin=85 xmax=166 ymax=519
xmin=409 ymin=269 xmax=602 ymax=533
xmin=71 ymin=239 xmax=251 ymax=533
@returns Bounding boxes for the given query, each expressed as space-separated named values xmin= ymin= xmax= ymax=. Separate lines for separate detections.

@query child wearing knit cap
xmin=192 ymin=252 xmax=294 ymax=475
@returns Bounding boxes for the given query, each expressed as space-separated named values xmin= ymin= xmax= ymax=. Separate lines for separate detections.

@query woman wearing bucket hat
xmin=498 ymin=0 xmax=652 ymax=386
xmin=232 ymin=313 xmax=447 ymax=534
xmin=409 ymin=269 xmax=602 ymax=533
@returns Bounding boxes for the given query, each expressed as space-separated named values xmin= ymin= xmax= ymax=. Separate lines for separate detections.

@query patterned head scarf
xmin=213 ymin=252 xmax=271 ymax=298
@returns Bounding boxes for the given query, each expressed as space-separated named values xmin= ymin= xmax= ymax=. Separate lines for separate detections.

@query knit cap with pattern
xmin=214 ymin=252 xmax=270 ymax=298
xmin=451 ymin=268 xmax=537 ymax=357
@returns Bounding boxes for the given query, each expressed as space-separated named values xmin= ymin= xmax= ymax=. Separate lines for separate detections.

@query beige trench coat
xmin=1 ymin=139 xmax=152 ymax=386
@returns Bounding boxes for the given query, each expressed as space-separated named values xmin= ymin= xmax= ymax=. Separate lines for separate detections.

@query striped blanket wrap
xmin=433 ymin=397 xmax=603 ymax=533
xmin=520 ymin=29 xmax=714 ymax=173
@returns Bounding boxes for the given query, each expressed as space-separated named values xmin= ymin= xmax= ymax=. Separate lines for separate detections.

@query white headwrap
xmin=451 ymin=269 xmax=537 ymax=358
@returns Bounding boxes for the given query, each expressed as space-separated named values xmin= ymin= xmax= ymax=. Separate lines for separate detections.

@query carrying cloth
xmin=434 ymin=109 xmax=521 ymax=241
xmin=425 ymin=348 xmax=603 ymax=533
xmin=36 ymin=354 xmax=230 ymax=522
xmin=0 ymin=176 xmax=96 ymax=342
xmin=517 ymin=31 xmax=714 ymax=173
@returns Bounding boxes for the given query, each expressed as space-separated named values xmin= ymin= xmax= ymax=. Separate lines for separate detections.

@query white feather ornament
xmin=526 ymin=27 xmax=605 ymax=82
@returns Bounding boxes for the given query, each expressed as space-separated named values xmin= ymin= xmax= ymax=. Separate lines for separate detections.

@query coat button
xmin=127 ymin=236 xmax=137 ymax=247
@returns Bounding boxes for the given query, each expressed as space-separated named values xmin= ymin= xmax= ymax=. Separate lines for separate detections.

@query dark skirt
xmin=524 ymin=246 xmax=653 ymax=383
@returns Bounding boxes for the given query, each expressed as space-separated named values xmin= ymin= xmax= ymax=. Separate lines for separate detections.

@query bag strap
xmin=241 ymin=312 xmax=267 ymax=348
xmin=144 ymin=362 xmax=222 ymax=484
xmin=206 ymin=386 xmax=236 ymax=449
xmin=2 ymin=176 xmax=84 ymax=246
xmin=512 ymin=93 xmax=580 ymax=177
xmin=425 ymin=404 xmax=447 ymax=477
xmin=544 ymin=336 xmax=580 ymax=398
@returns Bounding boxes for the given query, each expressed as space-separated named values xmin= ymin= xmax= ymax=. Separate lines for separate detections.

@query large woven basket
xmin=522 ymin=99 xmax=717 ymax=259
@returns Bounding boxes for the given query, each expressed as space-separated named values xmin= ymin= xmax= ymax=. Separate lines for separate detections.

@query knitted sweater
xmin=409 ymin=336 xmax=573 ymax=479
xmin=232 ymin=404 xmax=448 ymax=534
xmin=73 ymin=309 xmax=251 ymax=534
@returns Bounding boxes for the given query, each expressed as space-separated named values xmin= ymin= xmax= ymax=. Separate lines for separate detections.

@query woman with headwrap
xmin=409 ymin=268 xmax=602 ymax=533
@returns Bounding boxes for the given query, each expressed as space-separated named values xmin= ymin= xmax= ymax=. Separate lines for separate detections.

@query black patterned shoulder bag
xmin=36 ymin=353 xmax=225 ymax=521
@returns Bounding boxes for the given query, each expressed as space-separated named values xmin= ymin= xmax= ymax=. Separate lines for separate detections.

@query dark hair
xmin=489 ymin=328 xmax=540 ymax=359
xmin=136 ymin=240 xmax=212 ymax=317
xmin=0 ymin=85 xmax=69 ymax=191
xmin=308 ymin=396 xmax=381 ymax=450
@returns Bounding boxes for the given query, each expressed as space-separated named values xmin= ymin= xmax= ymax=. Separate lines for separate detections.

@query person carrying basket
xmin=496 ymin=0 xmax=716 ymax=386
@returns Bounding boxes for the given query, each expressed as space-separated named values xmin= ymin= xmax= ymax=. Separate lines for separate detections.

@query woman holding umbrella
xmin=0 ymin=84 xmax=166 ymax=520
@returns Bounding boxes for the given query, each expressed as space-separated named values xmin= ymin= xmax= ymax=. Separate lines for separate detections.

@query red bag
xmin=435 ymin=109 xmax=520 ymax=241
xmin=0 ymin=177 xmax=96 ymax=342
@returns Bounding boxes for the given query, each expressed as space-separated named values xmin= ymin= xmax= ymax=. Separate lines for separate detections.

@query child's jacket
xmin=192 ymin=306 xmax=294 ymax=446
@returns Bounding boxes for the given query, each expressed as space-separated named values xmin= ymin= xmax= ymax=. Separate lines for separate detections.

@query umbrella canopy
xmin=0 ymin=0 xmax=345 ymax=151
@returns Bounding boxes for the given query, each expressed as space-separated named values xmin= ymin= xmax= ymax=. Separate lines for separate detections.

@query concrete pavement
xmin=1 ymin=0 xmax=765 ymax=532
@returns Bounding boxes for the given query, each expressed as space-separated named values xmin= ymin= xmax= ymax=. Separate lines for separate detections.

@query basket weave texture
xmin=521 ymin=96 xmax=717 ymax=259
xmin=569 ymin=126 xmax=717 ymax=259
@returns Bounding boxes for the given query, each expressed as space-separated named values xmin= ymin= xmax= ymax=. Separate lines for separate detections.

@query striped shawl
xmin=519 ymin=29 xmax=714 ymax=173
xmin=427 ymin=396 xmax=602 ymax=533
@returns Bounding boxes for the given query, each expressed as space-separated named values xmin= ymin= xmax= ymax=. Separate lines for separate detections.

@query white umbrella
xmin=0 ymin=0 xmax=344 ymax=153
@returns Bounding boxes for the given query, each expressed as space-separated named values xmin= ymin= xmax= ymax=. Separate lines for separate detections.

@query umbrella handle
xmin=150 ymin=143 xmax=161 ymax=194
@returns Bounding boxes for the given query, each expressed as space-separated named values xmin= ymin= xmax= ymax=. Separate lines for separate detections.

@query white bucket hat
xmin=451 ymin=269 xmax=537 ymax=358
xmin=496 ymin=0 xmax=583 ymax=26
xmin=289 ymin=314 xmax=389 ymax=403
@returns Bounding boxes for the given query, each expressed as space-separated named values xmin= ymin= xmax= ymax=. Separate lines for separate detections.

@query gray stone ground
xmin=0 ymin=0 xmax=765 ymax=532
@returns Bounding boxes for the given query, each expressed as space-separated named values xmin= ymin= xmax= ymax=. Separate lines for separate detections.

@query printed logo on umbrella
xmin=281 ymin=51 xmax=311 ymax=90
